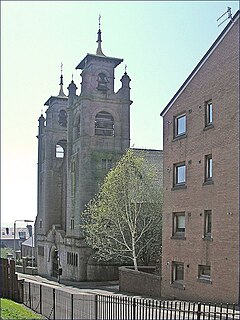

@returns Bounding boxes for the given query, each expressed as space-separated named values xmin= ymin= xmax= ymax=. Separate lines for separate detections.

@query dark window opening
xmin=96 ymin=73 xmax=109 ymax=92
xmin=172 ymin=262 xmax=184 ymax=283
xmin=173 ymin=213 xmax=185 ymax=237
xmin=67 ymin=252 xmax=78 ymax=266
xmin=58 ymin=110 xmax=67 ymax=127
xmin=204 ymin=210 xmax=212 ymax=238
xmin=70 ymin=218 xmax=75 ymax=230
xmin=102 ymin=159 xmax=113 ymax=170
xmin=198 ymin=265 xmax=211 ymax=282
xmin=95 ymin=111 xmax=114 ymax=136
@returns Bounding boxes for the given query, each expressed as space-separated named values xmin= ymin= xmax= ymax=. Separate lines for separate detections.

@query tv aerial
xmin=217 ymin=7 xmax=233 ymax=27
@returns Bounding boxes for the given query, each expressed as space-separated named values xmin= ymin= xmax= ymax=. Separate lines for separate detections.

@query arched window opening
xmin=56 ymin=144 xmax=64 ymax=158
xmin=55 ymin=140 xmax=66 ymax=158
xmin=96 ymin=73 xmax=109 ymax=92
xmin=95 ymin=111 xmax=114 ymax=136
xmin=58 ymin=110 xmax=67 ymax=127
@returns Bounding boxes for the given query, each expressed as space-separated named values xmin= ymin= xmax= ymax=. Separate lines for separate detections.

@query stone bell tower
xmin=36 ymin=18 xmax=132 ymax=281
xmin=66 ymin=19 xmax=132 ymax=242
xmin=36 ymin=69 xmax=68 ymax=236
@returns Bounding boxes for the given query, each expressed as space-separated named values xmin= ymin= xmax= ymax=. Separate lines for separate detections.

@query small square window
xmin=205 ymin=101 xmax=213 ymax=127
xmin=174 ymin=163 xmax=186 ymax=186
xmin=173 ymin=212 xmax=185 ymax=238
xmin=204 ymin=210 xmax=212 ymax=238
xmin=198 ymin=265 xmax=211 ymax=282
xmin=172 ymin=261 xmax=184 ymax=283
xmin=174 ymin=114 xmax=186 ymax=138
xmin=205 ymin=155 xmax=212 ymax=181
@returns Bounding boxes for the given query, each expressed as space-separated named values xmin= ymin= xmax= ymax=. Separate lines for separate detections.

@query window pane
xmin=177 ymin=165 xmax=185 ymax=184
xmin=209 ymin=158 xmax=212 ymax=178
xmin=199 ymin=265 xmax=211 ymax=280
xmin=205 ymin=155 xmax=212 ymax=181
xmin=177 ymin=215 xmax=185 ymax=231
xmin=204 ymin=210 xmax=212 ymax=235
xmin=208 ymin=103 xmax=213 ymax=123
xmin=175 ymin=264 xmax=184 ymax=281
xmin=56 ymin=145 xmax=64 ymax=158
xmin=177 ymin=115 xmax=186 ymax=135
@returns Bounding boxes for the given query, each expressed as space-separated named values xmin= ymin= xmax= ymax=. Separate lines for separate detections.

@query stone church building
xmin=35 ymin=24 xmax=163 ymax=281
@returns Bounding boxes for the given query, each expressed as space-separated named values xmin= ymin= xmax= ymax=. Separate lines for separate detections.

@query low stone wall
xmin=16 ymin=265 xmax=38 ymax=275
xmin=119 ymin=266 xmax=161 ymax=298
xmin=87 ymin=263 xmax=119 ymax=281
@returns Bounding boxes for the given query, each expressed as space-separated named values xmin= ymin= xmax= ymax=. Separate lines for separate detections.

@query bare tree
xmin=82 ymin=149 xmax=162 ymax=271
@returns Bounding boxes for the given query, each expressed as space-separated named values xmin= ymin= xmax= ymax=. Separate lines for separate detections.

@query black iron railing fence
xmin=23 ymin=280 xmax=239 ymax=320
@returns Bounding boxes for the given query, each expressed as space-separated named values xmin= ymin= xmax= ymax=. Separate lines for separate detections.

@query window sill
xmin=203 ymin=124 xmax=214 ymax=131
xmin=172 ymin=185 xmax=187 ymax=191
xmin=171 ymin=282 xmax=185 ymax=290
xmin=171 ymin=234 xmax=186 ymax=240
xmin=203 ymin=180 xmax=214 ymax=186
xmin=172 ymin=134 xmax=187 ymax=142
xmin=202 ymin=235 xmax=213 ymax=241
xmin=197 ymin=277 xmax=212 ymax=284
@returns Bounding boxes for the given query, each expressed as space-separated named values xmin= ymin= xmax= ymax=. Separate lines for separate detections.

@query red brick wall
xmin=161 ymin=18 xmax=239 ymax=304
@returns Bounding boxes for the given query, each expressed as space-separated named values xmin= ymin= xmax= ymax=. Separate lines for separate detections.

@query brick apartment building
xmin=160 ymin=11 xmax=239 ymax=304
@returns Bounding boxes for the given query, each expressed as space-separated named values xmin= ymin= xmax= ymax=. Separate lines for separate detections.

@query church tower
xmin=36 ymin=68 xmax=68 ymax=235
xmin=36 ymin=19 xmax=132 ymax=281
xmin=66 ymin=18 xmax=132 ymax=241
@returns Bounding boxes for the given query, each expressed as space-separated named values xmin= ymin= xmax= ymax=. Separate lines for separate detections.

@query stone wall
xmin=119 ymin=266 xmax=161 ymax=298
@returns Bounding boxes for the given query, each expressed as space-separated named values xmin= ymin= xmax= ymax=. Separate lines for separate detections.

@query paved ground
xmin=17 ymin=273 xmax=121 ymax=296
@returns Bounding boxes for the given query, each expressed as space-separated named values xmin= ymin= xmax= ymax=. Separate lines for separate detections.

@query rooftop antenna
xmin=217 ymin=7 xmax=233 ymax=27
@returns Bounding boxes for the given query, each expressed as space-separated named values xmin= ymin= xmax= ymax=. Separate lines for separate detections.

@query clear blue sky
xmin=2 ymin=1 xmax=239 ymax=226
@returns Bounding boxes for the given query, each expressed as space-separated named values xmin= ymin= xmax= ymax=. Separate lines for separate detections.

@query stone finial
xmin=67 ymin=79 xmax=78 ymax=97
xmin=58 ymin=62 xmax=66 ymax=96
xmin=96 ymin=14 xmax=105 ymax=56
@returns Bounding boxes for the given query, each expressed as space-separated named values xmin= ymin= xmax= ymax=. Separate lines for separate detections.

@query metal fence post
xmin=197 ymin=302 xmax=201 ymax=320
xmin=71 ymin=294 xmax=74 ymax=320
xmin=29 ymin=282 xmax=31 ymax=309
xmin=40 ymin=285 xmax=42 ymax=315
xmin=53 ymin=288 xmax=56 ymax=320
xmin=95 ymin=294 xmax=98 ymax=320
xmin=132 ymin=298 xmax=136 ymax=320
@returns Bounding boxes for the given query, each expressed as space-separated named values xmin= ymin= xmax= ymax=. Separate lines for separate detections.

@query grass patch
xmin=0 ymin=298 xmax=43 ymax=319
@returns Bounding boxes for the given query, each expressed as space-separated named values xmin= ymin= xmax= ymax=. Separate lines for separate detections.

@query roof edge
xmin=44 ymin=95 xmax=68 ymax=106
xmin=76 ymin=53 xmax=123 ymax=70
xmin=160 ymin=10 xmax=239 ymax=117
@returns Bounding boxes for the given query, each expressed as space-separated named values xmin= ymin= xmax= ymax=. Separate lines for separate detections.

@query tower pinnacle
xmin=96 ymin=14 xmax=105 ymax=56
xmin=58 ymin=62 xmax=66 ymax=96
